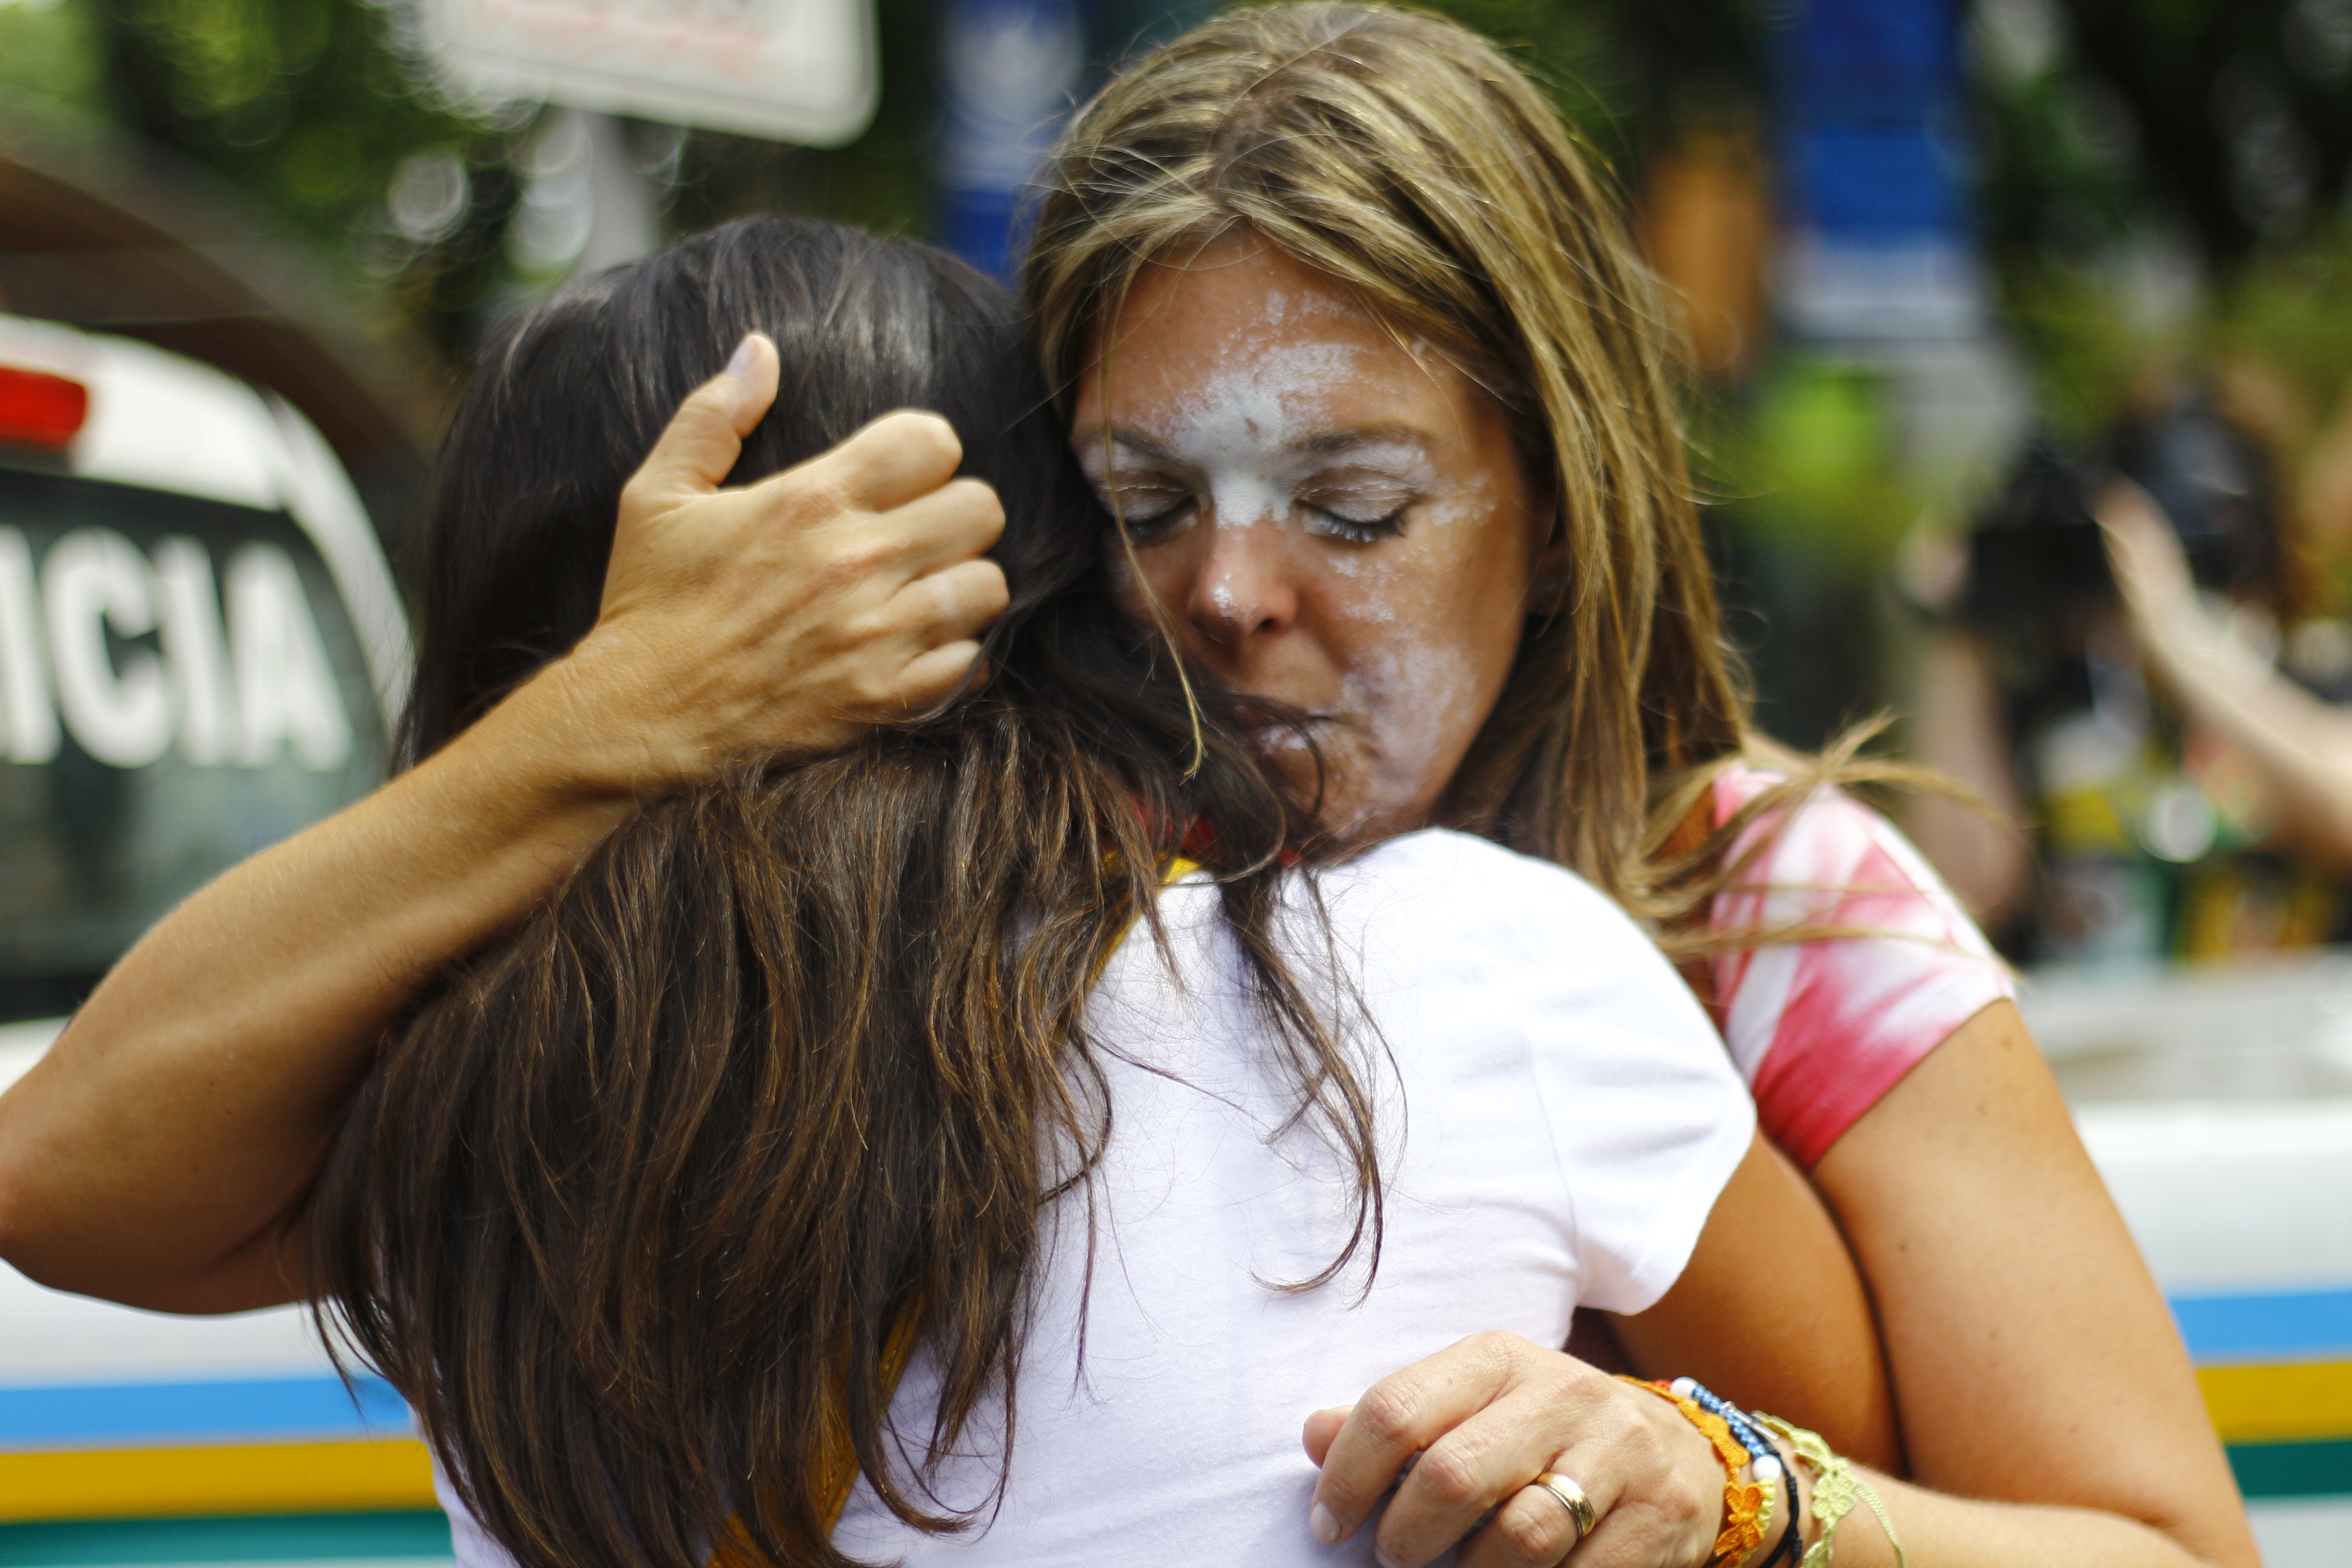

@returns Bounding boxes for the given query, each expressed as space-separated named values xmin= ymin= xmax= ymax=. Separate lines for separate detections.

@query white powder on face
xmin=1328 ymin=632 xmax=1482 ymax=834
xmin=1154 ymin=340 xmax=1367 ymax=528
xmin=1417 ymin=468 xmax=1495 ymax=530
xmin=1081 ymin=280 xmax=1520 ymax=833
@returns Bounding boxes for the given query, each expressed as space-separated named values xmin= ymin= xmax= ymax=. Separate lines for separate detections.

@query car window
xmin=0 ymin=465 xmax=389 ymax=1022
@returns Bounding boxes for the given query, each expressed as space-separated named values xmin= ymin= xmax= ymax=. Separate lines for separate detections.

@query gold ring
xmin=1532 ymin=1471 xmax=1598 ymax=1543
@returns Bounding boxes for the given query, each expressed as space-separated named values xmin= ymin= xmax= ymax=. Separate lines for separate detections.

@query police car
xmin=0 ymin=313 xmax=446 ymax=1566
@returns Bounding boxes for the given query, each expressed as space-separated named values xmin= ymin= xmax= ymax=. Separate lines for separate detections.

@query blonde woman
xmin=0 ymin=6 xmax=2255 ymax=1568
xmin=1015 ymin=8 xmax=2257 ymax=1567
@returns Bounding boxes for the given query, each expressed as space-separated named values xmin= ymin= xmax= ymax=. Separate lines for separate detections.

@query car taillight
xmin=0 ymin=364 xmax=91 ymax=450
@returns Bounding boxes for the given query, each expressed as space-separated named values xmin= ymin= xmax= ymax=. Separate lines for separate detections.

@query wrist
xmin=1739 ymin=1430 xmax=1804 ymax=1568
xmin=491 ymin=639 xmax=704 ymax=803
xmin=1620 ymin=1377 xmax=1776 ymax=1568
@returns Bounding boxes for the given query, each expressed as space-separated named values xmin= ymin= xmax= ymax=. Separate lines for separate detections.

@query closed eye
xmin=1102 ymin=484 xmax=1197 ymax=542
xmin=1298 ymin=505 xmax=1401 ymax=550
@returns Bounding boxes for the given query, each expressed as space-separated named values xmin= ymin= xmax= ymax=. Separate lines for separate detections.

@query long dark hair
xmin=304 ymin=216 xmax=1380 ymax=1568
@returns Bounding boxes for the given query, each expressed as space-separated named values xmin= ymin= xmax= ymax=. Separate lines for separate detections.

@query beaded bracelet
xmin=1619 ymin=1377 xmax=1774 ymax=1567
xmin=1668 ymin=1377 xmax=1779 ymax=1471
xmin=1751 ymin=1411 xmax=1907 ymax=1568
xmin=1662 ymin=1375 xmax=1807 ymax=1568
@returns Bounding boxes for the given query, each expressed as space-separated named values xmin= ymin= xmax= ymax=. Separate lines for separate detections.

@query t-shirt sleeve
xmin=1369 ymin=834 xmax=1757 ymax=1317
xmin=1707 ymin=769 xmax=2016 ymax=1168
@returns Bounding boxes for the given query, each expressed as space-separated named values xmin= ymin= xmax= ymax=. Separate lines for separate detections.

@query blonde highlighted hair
xmin=1024 ymin=0 xmax=1802 ymax=933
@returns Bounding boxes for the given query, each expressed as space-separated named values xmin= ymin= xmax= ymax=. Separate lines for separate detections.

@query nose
xmin=1183 ymin=517 xmax=1299 ymax=652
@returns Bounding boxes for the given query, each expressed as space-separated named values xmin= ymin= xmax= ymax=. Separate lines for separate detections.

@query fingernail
xmin=1373 ymin=1550 xmax=1404 ymax=1568
xmin=723 ymin=333 xmax=760 ymax=379
xmin=1308 ymin=1503 xmax=1342 ymax=1544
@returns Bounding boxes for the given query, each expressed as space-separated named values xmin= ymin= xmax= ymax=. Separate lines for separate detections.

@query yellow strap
xmin=1086 ymin=855 xmax=1200 ymax=988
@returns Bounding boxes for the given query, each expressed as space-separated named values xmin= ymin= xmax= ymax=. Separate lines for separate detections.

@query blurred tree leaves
xmin=83 ymin=0 xmax=524 ymax=356
xmin=9 ymin=0 xmax=2346 ymax=430
xmin=0 ymin=0 xmax=111 ymax=125
xmin=1975 ymin=0 xmax=2352 ymax=433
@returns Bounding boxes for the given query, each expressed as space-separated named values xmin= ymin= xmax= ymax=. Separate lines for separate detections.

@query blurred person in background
xmin=0 ymin=6 xmax=2259 ymax=1567
xmin=1906 ymin=380 xmax=2352 ymax=966
xmin=2104 ymin=461 xmax=2352 ymax=879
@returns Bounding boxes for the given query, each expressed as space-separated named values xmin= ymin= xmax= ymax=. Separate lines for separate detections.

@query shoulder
xmin=1710 ymin=765 xmax=2000 ymax=956
xmin=1704 ymin=766 xmax=2014 ymax=1163
xmin=1716 ymin=764 xmax=1919 ymax=872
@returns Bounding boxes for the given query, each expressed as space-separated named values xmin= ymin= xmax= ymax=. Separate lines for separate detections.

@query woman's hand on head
xmin=1302 ymin=1332 xmax=1723 ymax=1568
xmin=543 ymin=332 xmax=1012 ymax=795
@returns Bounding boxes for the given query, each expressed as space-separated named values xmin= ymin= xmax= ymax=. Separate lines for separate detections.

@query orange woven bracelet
xmin=1620 ymin=1376 xmax=1769 ymax=1567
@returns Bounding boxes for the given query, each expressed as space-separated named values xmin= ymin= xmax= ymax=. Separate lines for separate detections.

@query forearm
xmin=1814 ymin=1003 xmax=2262 ymax=1568
xmin=2142 ymin=618 xmax=2352 ymax=863
xmin=1820 ymin=1468 xmax=2225 ymax=1568
xmin=0 ymin=663 xmax=634 ymax=1311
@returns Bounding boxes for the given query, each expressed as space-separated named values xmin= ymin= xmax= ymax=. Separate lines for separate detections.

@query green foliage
xmin=1976 ymin=0 xmax=2352 ymax=446
xmin=2212 ymin=216 xmax=2352 ymax=419
xmin=102 ymin=0 xmax=479 ymax=239
xmin=0 ymin=0 xmax=109 ymax=124
xmin=68 ymin=0 xmax=525 ymax=356
xmin=1717 ymin=356 xmax=1915 ymax=563
xmin=1996 ymin=264 xmax=2142 ymax=441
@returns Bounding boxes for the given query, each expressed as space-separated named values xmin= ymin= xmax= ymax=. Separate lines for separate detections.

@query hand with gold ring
xmin=1507 ymin=1469 xmax=1600 ymax=1563
xmin=1299 ymin=1330 xmax=1726 ymax=1567
xmin=1532 ymin=1472 xmax=1598 ymax=1544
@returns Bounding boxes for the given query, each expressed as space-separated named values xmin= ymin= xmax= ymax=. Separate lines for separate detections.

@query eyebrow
xmin=1087 ymin=425 xmax=1437 ymax=463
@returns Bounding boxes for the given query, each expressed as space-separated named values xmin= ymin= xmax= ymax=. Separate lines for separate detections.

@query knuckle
xmin=850 ymin=410 xmax=960 ymax=482
xmin=945 ymin=475 xmax=1004 ymax=517
xmin=770 ymin=465 xmax=861 ymax=527
xmin=1465 ymin=1329 xmax=1530 ymax=1381
xmin=1493 ymin=1504 xmax=1559 ymax=1565
xmin=848 ymin=667 xmax=902 ymax=714
xmin=1619 ymin=1416 xmax=1670 ymax=1469
xmin=808 ymin=542 xmax=893 ymax=596
xmin=838 ymin=536 xmax=898 ymax=579
xmin=1413 ymin=1439 xmax=1484 ymax=1509
xmin=838 ymin=607 xmax=895 ymax=652
xmin=1351 ymin=1384 xmax=1421 ymax=1450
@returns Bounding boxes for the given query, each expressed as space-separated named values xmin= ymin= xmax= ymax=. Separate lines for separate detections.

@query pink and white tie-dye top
xmin=1696 ymin=766 xmax=2014 ymax=1167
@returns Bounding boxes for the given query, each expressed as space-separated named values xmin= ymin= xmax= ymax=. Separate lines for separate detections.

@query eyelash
xmin=1306 ymin=505 xmax=1410 ymax=544
xmin=1100 ymin=490 xmax=1410 ymax=544
xmin=1112 ymin=494 xmax=1194 ymax=543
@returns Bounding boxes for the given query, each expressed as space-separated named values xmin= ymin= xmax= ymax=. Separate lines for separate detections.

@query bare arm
xmin=0 ymin=339 xmax=1009 ymax=1311
xmin=2104 ymin=479 xmax=2352 ymax=869
xmin=1808 ymin=998 xmax=2259 ymax=1568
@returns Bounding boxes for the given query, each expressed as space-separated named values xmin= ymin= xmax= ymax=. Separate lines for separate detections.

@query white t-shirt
xmin=436 ymin=828 xmax=1755 ymax=1568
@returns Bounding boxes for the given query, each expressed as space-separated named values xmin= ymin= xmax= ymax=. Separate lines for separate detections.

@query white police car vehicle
xmin=0 ymin=314 xmax=444 ymax=1562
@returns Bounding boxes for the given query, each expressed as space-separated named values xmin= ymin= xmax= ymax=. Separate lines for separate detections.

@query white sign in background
xmin=425 ymin=0 xmax=878 ymax=147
